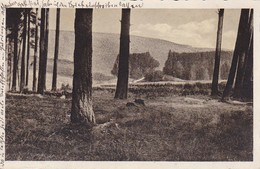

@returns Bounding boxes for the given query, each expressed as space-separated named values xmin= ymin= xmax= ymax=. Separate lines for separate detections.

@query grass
xmin=6 ymin=89 xmax=253 ymax=161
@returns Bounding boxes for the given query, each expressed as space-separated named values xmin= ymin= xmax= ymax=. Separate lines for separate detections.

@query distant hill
xmin=47 ymin=30 xmax=213 ymax=76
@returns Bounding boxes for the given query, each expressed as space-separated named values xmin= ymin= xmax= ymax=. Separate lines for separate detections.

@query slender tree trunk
xmin=52 ymin=8 xmax=60 ymax=91
xmin=7 ymin=39 xmax=13 ymax=90
xmin=26 ymin=9 xmax=31 ymax=86
xmin=20 ymin=9 xmax=28 ymax=92
xmin=37 ymin=8 xmax=46 ymax=94
xmin=211 ymin=9 xmax=224 ymax=96
xmin=17 ymin=39 xmax=22 ymax=87
xmin=115 ymin=9 xmax=131 ymax=99
xmin=42 ymin=8 xmax=49 ymax=91
xmin=221 ymin=9 xmax=250 ymax=101
xmin=71 ymin=9 xmax=95 ymax=125
xmin=11 ymin=20 xmax=19 ymax=91
xmin=233 ymin=9 xmax=253 ymax=97
xmin=33 ymin=8 xmax=39 ymax=92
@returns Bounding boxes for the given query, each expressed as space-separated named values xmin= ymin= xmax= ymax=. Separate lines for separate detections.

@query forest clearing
xmin=5 ymin=8 xmax=253 ymax=162
xmin=6 ymin=86 xmax=253 ymax=161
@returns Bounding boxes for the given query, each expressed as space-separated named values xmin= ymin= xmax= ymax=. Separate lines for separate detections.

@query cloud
xmin=131 ymin=18 xmax=237 ymax=49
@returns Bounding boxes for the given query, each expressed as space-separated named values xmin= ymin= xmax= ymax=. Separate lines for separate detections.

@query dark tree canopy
xmin=163 ymin=50 xmax=232 ymax=80
xmin=111 ymin=52 xmax=160 ymax=79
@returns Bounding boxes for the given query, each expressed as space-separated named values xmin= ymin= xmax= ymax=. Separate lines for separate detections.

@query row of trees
xmin=6 ymin=8 xmax=131 ymax=125
xmin=6 ymin=8 xmax=60 ymax=94
xmin=71 ymin=9 xmax=131 ymax=124
xmin=71 ymin=9 xmax=253 ymax=124
xmin=7 ymin=8 xmax=253 ymax=126
xmin=211 ymin=9 xmax=253 ymax=100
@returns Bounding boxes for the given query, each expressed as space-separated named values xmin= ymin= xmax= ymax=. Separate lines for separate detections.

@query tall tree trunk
xmin=42 ymin=8 xmax=49 ymax=91
xmin=115 ymin=9 xmax=131 ymax=99
xmin=71 ymin=9 xmax=95 ymax=125
xmin=26 ymin=9 xmax=31 ymax=86
xmin=17 ymin=39 xmax=22 ymax=86
xmin=11 ymin=20 xmax=19 ymax=91
xmin=242 ymin=33 xmax=253 ymax=99
xmin=37 ymin=8 xmax=49 ymax=94
xmin=211 ymin=9 xmax=224 ymax=96
xmin=52 ymin=8 xmax=60 ymax=91
xmin=233 ymin=9 xmax=253 ymax=97
xmin=20 ymin=9 xmax=28 ymax=92
xmin=37 ymin=8 xmax=45 ymax=94
xmin=221 ymin=9 xmax=250 ymax=101
xmin=33 ymin=8 xmax=39 ymax=92
xmin=7 ymin=39 xmax=13 ymax=90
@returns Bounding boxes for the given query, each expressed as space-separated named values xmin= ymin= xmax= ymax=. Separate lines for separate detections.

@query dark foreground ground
xmin=6 ymin=90 xmax=253 ymax=161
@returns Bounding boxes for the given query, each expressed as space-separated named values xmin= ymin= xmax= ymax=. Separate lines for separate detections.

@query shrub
xmin=60 ymin=83 xmax=72 ymax=92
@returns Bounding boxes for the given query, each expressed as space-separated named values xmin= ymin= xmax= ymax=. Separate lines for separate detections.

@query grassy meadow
xmin=6 ymin=85 xmax=253 ymax=161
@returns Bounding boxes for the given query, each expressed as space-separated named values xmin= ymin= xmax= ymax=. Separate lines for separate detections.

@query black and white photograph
xmin=4 ymin=7 xmax=253 ymax=162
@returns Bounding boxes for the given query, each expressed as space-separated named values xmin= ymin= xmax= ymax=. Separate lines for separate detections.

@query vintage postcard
xmin=0 ymin=0 xmax=259 ymax=169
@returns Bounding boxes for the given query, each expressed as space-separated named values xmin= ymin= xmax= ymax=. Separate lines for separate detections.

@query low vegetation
xmin=6 ymin=88 xmax=252 ymax=161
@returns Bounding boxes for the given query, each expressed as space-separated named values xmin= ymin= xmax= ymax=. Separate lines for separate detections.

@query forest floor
xmin=5 ymin=89 xmax=253 ymax=161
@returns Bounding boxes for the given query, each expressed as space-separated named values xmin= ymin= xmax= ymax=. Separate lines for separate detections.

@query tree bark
xmin=115 ymin=9 xmax=131 ymax=99
xmin=37 ymin=8 xmax=46 ymax=94
xmin=37 ymin=8 xmax=49 ymax=94
xmin=26 ymin=9 xmax=31 ymax=86
xmin=52 ymin=8 xmax=60 ymax=91
xmin=42 ymin=8 xmax=49 ymax=91
xmin=20 ymin=9 xmax=27 ymax=92
xmin=233 ymin=9 xmax=253 ymax=97
xmin=221 ymin=9 xmax=250 ymax=100
xmin=11 ymin=18 xmax=19 ymax=91
xmin=33 ymin=8 xmax=39 ymax=92
xmin=211 ymin=9 xmax=224 ymax=96
xmin=71 ymin=9 xmax=95 ymax=125
xmin=242 ymin=33 xmax=253 ymax=99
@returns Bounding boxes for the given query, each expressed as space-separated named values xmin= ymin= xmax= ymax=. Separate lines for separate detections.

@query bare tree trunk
xmin=26 ymin=9 xmax=31 ymax=87
xmin=37 ymin=8 xmax=45 ymax=94
xmin=52 ymin=8 xmax=60 ymax=91
xmin=42 ymin=8 xmax=49 ymax=91
xmin=11 ymin=20 xmax=19 ymax=91
xmin=33 ymin=8 xmax=39 ymax=92
xmin=7 ymin=39 xmax=13 ymax=90
xmin=221 ymin=9 xmax=250 ymax=101
xmin=20 ymin=9 xmax=27 ymax=92
xmin=233 ymin=9 xmax=253 ymax=97
xmin=115 ymin=9 xmax=131 ymax=99
xmin=17 ymin=39 xmax=22 ymax=87
xmin=211 ymin=9 xmax=224 ymax=96
xmin=71 ymin=9 xmax=95 ymax=125
xmin=37 ymin=8 xmax=49 ymax=94
xmin=242 ymin=33 xmax=253 ymax=99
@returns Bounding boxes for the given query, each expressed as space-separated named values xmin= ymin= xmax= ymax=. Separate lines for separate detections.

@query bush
xmin=60 ymin=83 xmax=72 ymax=93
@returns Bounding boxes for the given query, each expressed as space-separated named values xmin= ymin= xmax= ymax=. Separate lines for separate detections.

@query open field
xmin=5 ymin=88 xmax=253 ymax=161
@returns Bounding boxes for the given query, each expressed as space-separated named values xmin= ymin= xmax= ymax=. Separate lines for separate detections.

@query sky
xmin=49 ymin=9 xmax=241 ymax=50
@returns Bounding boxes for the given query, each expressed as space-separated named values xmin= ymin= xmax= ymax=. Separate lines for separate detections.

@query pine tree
xmin=115 ymin=9 xmax=131 ymax=99
xmin=70 ymin=9 xmax=96 ymax=125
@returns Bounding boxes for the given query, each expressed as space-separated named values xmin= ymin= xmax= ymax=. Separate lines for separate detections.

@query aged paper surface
xmin=1 ymin=0 xmax=260 ymax=168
